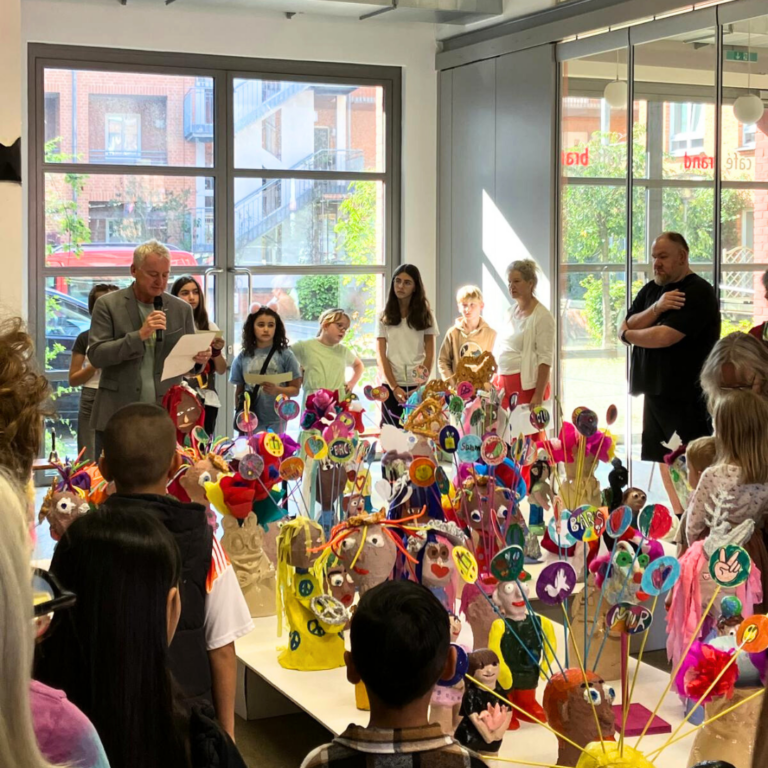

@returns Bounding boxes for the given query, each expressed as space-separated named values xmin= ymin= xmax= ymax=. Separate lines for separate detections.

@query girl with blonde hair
xmin=685 ymin=388 xmax=768 ymax=544
xmin=700 ymin=331 xmax=768 ymax=409
xmin=291 ymin=308 xmax=364 ymax=402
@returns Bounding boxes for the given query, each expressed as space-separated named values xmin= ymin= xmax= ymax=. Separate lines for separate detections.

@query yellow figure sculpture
xmin=276 ymin=517 xmax=347 ymax=671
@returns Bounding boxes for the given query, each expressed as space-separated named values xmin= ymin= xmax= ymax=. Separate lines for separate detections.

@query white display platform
xmin=236 ymin=614 xmax=694 ymax=768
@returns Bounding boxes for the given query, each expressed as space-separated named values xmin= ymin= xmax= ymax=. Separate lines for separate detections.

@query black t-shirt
xmin=627 ymin=273 xmax=720 ymax=398
xmin=73 ymin=330 xmax=89 ymax=356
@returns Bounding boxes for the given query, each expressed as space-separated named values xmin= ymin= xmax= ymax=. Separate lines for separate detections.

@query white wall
xmin=20 ymin=0 xmax=439 ymax=300
xmin=1 ymin=0 xmax=23 ymax=318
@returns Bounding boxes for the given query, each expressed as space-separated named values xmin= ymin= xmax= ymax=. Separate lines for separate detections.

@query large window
xmin=30 ymin=48 xmax=400 ymax=461
xmin=558 ymin=7 xmax=768 ymax=502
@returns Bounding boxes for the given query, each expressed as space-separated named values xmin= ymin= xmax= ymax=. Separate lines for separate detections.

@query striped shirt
xmin=301 ymin=723 xmax=488 ymax=768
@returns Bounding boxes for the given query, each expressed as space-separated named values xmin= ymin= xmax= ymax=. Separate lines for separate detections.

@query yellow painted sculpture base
xmin=575 ymin=743 xmax=656 ymax=768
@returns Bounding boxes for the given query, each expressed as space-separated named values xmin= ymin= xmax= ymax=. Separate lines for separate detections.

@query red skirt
xmin=493 ymin=372 xmax=551 ymax=410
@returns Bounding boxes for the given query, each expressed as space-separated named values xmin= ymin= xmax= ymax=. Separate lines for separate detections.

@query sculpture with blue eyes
xmin=542 ymin=669 xmax=617 ymax=767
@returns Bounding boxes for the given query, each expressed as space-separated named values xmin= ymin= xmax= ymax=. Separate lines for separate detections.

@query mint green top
xmin=137 ymin=300 xmax=157 ymax=403
xmin=291 ymin=338 xmax=356 ymax=400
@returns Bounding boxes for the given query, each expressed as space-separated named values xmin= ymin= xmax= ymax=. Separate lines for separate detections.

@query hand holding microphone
xmin=139 ymin=297 xmax=167 ymax=342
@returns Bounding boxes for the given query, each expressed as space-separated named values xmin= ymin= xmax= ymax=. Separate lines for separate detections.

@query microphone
xmin=153 ymin=295 xmax=164 ymax=342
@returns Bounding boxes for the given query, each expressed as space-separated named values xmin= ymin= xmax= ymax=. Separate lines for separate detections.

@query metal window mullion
xmin=232 ymin=169 xmax=387 ymax=182
xmin=721 ymin=181 xmax=768 ymax=191
xmin=233 ymin=264 xmax=386 ymax=276
xmin=626 ymin=34 xmax=635 ymax=483
xmin=41 ymin=162 xmax=221 ymax=178
xmin=714 ymin=7 xmax=724 ymax=304
xmin=560 ymin=262 xmax=627 ymax=272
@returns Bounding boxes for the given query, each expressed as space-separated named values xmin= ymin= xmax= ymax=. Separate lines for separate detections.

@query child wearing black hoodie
xmin=98 ymin=403 xmax=252 ymax=740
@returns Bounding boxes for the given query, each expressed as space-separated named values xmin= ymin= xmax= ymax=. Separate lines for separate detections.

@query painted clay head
xmin=468 ymin=648 xmax=502 ymax=689
xmin=162 ymin=384 xmax=204 ymax=437
xmin=38 ymin=485 xmax=90 ymax=541
xmin=284 ymin=518 xmax=324 ymax=570
xmin=622 ymin=487 xmax=647 ymax=515
xmin=459 ymin=476 xmax=510 ymax=532
xmin=493 ymin=580 xmax=529 ymax=622
xmin=316 ymin=460 xmax=347 ymax=510
xmin=421 ymin=536 xmax=453 ymax=588
xmin=542 ymin=669 xmax=616 ymax=766
xmin=325 ymin=560 xmax=356 ymax=609
xmin=179 ymin=453 xmax=230 ymax=505
xmin=449 ymin=612 xmax=462 ymax=643
xmin=335 ymin=522 xmax=397 ymax=594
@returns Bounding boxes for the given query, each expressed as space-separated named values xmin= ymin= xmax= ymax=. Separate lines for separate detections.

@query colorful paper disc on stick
xmin=235 ymin=410 xmax=258 ymax=434
xmin=638 ymin=504 xmax=673 ymax=540
xmin=452 ymin=546 xmax=478 ymax=584
xmin=239 ymin=453 xmax=264 ymax=481
xmin=530 ymin=406 xmax=550 ymax=430
xmin=606 ymin=404 xmax=618 ymax=426
xmin=709 ymin=545 xmax=752 ymax=588
xmin=567 ymin=505 xmax=606 ymax=542
xmin=363 ymin=385 xmax=374 ymax=400
xmin=572 ymin=407 xmax=599 ymax=438
xmin=536 ymin=562 xmax=577 ymax=605
xmin=457 ymin=381 xmax=476 ymax=401
xmin=276 ymin=398 xmax=300 ymax=421
xmin=409 ymin=457 xmax=437 ymax=488
xmin=328 ymin=437 xmax=353 ymax=464
xmin=507 ymin=392 xmax=518 ymax=412
xmin=606 ymin=603 xmax=653 ymax=635
xmin=439 ymin=425 xmax=460 ymax=454
xmin=412 ymin=365 xmax=430 ymax=385
xmin=481 ymin=435 xmax=506 ymax=466
xmin=192 ymin=425 xmax=208 ymax=444
xmin=606 ymin=505 xmax=633 ymax=539
xmin=548 ymin=511 xmax=577 ymax=548
xmin=737 ymin=615 xmax=768 ymax=653
xmin=279 ymin=457 xmax=304 ymax=482
xmin=435 ymin=466 xmax=451 ymax=496
xmin=304 ymin=435 xmax=328 ymax=460
xmin=457 ymin=434 xmax=482 ymax=464
xmin=490 ymin=545 xmax=525 ymax=582
xmin=263 ymin=433 xmax=284 ymax=458
xmin=641 ymin=555 xmax=681 ymax=596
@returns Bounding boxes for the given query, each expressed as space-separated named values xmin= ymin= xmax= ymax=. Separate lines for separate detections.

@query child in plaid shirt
xmin=301 ymin=581 xmax=488 ymax=768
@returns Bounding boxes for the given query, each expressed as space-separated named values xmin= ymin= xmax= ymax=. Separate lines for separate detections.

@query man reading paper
xmin=88 ymin=240 xmax=212 ymax=456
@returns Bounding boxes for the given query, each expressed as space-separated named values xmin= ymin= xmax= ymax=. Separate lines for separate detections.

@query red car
xmin=47 ymin=243 xmax=202 ymax=296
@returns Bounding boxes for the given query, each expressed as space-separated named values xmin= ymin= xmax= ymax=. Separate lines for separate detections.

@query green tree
xmin=564 ymin=130 xmax=752 ymax=345
xmin=334 ymin=181 xmax=379 ymax=360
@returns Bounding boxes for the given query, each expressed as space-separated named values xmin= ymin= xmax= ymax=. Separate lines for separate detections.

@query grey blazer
xmin=87 ymin=285 xmax=197 ymax=432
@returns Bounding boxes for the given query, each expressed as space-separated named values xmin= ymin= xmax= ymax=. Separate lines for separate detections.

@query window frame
xmin=28 ymin=44 xmax=401 ymax=473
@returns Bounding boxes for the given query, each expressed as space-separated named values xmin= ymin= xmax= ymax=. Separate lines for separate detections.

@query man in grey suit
xmin=88 ymin=240 xmax=211 ymax=455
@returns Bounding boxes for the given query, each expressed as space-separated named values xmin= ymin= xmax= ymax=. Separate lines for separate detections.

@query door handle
xmin=202 ymin=267 xmax=223 ymax=299
xmin=228 ymin=267 xmax=253 ymax=306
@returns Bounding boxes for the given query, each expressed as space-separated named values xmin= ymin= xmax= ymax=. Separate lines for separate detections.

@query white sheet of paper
xmin=243 ymin=371 xmax=294 ymax=386
xmin=161 ymin=332 xmax=215 ymax=381
xmin=504 ymin=404 xmax=539 ymax=439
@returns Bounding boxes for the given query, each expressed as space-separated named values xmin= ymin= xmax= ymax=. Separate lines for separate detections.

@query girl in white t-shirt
xmin=376 ymin=264 xmax=438 ymax=426
xmin=171 ymin=275 xmax=227 ymax=435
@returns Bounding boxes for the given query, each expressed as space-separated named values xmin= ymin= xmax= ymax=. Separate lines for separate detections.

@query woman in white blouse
xmin=493 ymin=259 xmax=555 ymax=409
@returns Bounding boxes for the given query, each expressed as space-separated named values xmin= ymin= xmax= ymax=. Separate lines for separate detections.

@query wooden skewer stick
xmin=646 ymin=686 xmax=765 ymax=759
xmin=634 ymin=585 xmax=722 ymax=750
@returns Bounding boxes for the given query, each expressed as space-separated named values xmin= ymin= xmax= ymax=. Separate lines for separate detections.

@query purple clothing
xmin=30 ymin=680 xmax=110 ymax=768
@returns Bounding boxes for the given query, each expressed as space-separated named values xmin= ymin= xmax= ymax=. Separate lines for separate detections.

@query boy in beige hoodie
xmin=438 ymin=286 xmax=497 ymax=384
